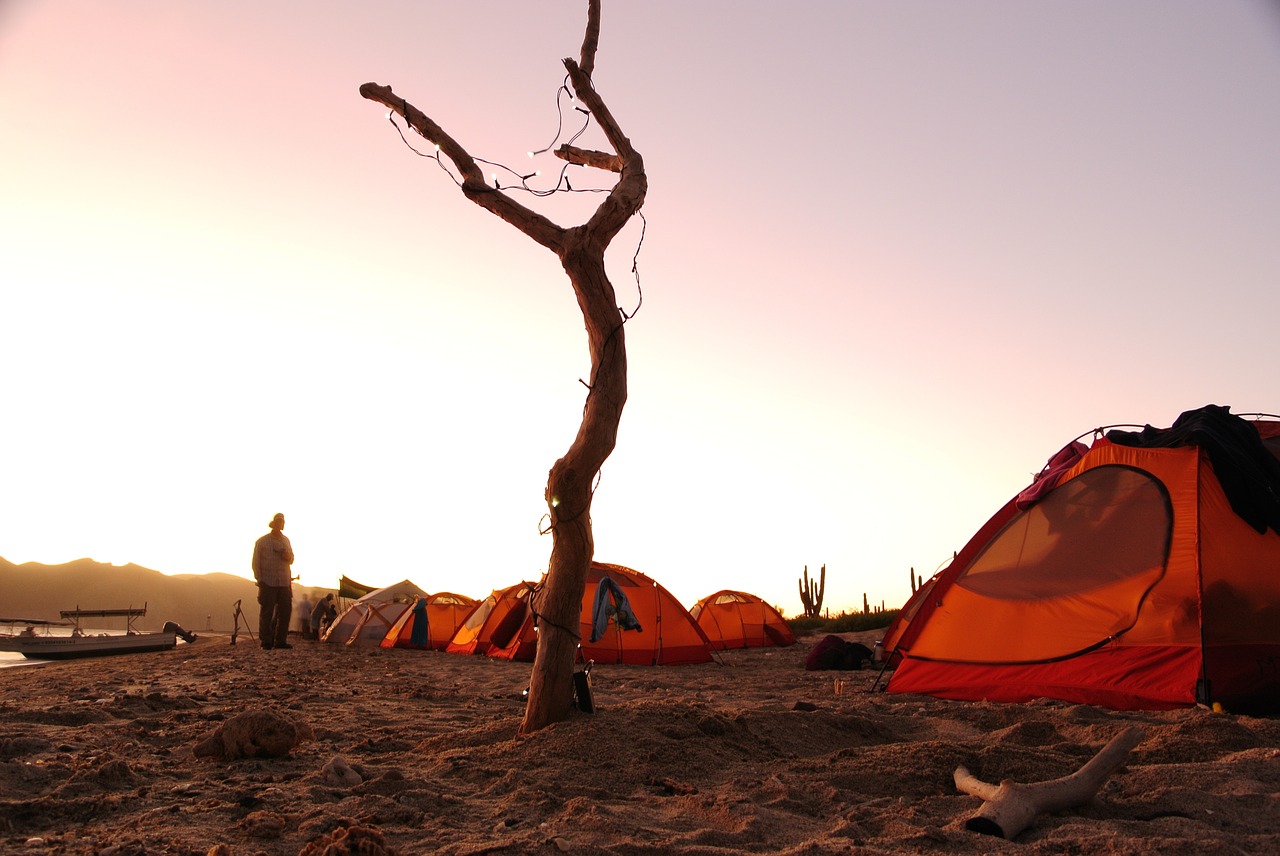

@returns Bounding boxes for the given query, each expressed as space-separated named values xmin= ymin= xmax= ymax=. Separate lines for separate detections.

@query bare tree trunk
xmin=359 ymin=0 xmax=645 ymax=733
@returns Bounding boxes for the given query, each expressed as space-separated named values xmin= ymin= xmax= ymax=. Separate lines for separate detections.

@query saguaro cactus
xmin=799 ymin=564 xmax=826 ymax=618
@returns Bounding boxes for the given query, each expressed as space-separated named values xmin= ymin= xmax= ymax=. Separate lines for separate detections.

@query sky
xmin=2 ymin=1 xmax=1278 ymax=617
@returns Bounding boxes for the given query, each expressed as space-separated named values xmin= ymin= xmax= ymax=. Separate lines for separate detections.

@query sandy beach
xmin=2 ymin=630 xmax=1278 ymax=855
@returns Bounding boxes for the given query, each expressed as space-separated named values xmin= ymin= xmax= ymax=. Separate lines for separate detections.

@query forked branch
xmin=954 ymin=727 xmax=1145 ymax=839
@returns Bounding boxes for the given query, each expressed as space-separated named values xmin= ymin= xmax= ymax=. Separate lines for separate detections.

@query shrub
xmin=787 ymin=610 xmax=899 ymax=638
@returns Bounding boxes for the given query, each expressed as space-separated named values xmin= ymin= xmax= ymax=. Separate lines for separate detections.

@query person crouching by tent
xmin=310 ymin=593 xmax=337 ymax=640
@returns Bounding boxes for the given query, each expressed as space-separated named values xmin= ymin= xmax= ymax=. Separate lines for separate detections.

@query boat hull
xmin=0 ymin=631 xmax=178 ymax=660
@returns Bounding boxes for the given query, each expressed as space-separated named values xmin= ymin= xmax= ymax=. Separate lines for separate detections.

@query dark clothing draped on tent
xmin=409 ymin=598 xmax=429 ymax=647
xmin=1107 ymin=403 xmax=1280 ymax=535
xmin=590 ymin=576 xmax=642 ymax=642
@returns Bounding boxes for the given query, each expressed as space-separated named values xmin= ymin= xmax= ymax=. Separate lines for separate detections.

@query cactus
xmin=910 ymin=566 xmax=917 ymax=593
xmin=799 ymin=564 xmax=826 ymax=618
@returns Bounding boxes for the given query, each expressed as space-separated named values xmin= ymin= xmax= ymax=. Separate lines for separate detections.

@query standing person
xmin=295 ymin=595 xmax=314 ymax=640
xmin=252 ymin=512 xmax=295 ymax=650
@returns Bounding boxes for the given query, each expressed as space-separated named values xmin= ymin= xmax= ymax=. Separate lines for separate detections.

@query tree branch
xmin=562 ymin=58 xmax=637 ymax=163
xmin=358 ymin=82 xmax=566 ymax=253
xmin=555 ymin=145 xmax=623 ymax=173
xmin=579 ymin=0 xmax=601 ymax=78
xmin=954 ymin=727 xmax=1145 ymax=839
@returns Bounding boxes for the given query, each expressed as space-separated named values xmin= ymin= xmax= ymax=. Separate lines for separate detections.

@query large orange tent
xmin=478 ymin=562 xmax=715 ymax=666
xmin=445 ymin=582 xmax=537 ymax=657
xmin=691 ymin=590 xmax=795 ymax=650
xmin=886 ymin=406 xmax=1280 ymax=713
xmin=380 ymin=592 xmax=478 ymax=651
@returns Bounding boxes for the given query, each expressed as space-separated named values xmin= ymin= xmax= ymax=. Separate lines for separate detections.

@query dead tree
xmin=359 ymin=0 xmax=645 ymax=733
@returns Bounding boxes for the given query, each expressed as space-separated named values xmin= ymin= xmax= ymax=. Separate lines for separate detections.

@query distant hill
xmin=0 ymin=558 xmax=335 ymax=634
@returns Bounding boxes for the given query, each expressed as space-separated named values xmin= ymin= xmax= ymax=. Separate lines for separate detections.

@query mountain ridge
xmin=0 ymin=557 xmax=334 ymax=634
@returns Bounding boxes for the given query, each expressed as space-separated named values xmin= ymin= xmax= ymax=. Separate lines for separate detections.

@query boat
xmin=0 ymin=605 xmax=195 ymax=660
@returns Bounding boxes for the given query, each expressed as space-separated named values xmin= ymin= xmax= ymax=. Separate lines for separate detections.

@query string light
xmin=386 ymin=71 xmax=610 ymax=199
xmin=382 ymin=85 xmax=644 ymax=328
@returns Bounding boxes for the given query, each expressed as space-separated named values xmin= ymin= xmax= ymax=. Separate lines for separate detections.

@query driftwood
xmin=953 ymin=726 xmax=1145 ymax=839
xmin=359 ymin=0 xmax=645 ymax=734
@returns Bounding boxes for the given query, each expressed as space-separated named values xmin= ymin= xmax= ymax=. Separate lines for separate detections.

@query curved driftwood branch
xmin=954 ymin=727 xmax=1145 ymax=839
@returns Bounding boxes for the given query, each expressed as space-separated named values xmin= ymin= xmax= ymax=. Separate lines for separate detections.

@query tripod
xmin=230 ymin=599 xmax=256 ymax=645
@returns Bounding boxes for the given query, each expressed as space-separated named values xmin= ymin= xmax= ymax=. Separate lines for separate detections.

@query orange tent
xmin=479 ymin=562 xmax=715 ymax=666
xmin=887 ymin=406 xmax=1280 ymax=713
xmin=691 ymin=590 xmax=795 ymax=650
xmin=380 ymin=592 xmax=477 ymax=651
xmin=444 ymin=582 xmax=537 ymax=656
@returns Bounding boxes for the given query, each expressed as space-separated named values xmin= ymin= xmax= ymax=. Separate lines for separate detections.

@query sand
xmin=2 ymin=630 xmax=1279 ymax=855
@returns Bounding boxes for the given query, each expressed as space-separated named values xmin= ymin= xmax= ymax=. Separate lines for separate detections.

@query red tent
xmin=887 ymin=406 xmax=1280 ymax=713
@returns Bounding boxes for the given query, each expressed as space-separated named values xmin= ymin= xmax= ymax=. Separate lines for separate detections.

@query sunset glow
xmin=2 ymin=1 xmax=1277 ymax=616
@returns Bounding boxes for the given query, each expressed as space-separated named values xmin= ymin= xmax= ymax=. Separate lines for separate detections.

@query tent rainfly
xmin=445 ymin=582 xmax=538 ymax=657
xmin=691 ymin=590 xmax=796 ymax=650
xmin=885 ymin=405 xmax=1280 ymax=714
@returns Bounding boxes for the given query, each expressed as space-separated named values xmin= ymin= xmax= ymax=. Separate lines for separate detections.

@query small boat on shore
xmin=0 ymin=605 xmax=195 ymax=660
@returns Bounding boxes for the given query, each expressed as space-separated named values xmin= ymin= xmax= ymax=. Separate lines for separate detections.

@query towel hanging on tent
xmin=590 ymin=576 xmax=642 ymax=642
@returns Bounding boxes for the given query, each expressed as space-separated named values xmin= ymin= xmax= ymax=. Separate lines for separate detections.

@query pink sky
xmin=2 ymin=1 xmax=1278 ymax=615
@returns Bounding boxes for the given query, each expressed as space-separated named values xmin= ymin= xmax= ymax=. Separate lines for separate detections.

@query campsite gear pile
xmin=882 ymin=405 xmax=1280 ymax=714
xmin=804 ymin=635 xmax=874 ymax=671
